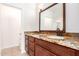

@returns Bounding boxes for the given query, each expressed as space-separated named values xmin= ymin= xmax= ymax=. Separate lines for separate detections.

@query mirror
xmin=40 ymin=3 xmax=65 ymax=32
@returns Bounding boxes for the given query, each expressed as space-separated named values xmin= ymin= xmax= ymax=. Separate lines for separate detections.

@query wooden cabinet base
xmin=25 ymin=35 xmax=79 ymax=56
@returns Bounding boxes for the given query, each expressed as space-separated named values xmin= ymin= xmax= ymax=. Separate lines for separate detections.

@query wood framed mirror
xmin=39 ymin=3 xmax=66 ymax=33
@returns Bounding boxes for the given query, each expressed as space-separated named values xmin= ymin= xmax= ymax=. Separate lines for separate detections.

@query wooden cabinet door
xmin=29 ymin=41 xmax=35 ymax=51
xmin=28 ymin=36 xmax=35 ymax=51
xmin=35 ymin=45 xmax=56 ymax=56
xmin=28 ymin=36 xmax=35 ymax=56
xmin=29 ymin=49 xmax=34 ymax=56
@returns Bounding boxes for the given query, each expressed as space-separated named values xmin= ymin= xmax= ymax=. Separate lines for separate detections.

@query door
xmin=0 ymin=4 xmax=21 ymax=49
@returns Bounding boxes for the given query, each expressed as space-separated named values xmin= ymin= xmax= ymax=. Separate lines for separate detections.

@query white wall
xmin=2 ymin=3 xmax=39 ymax=53
xmin=66 ymin=3 xmax=79 ymax=33
xmin=7 ymin=3 xmax=39 ymax=32
xmin=9 ymin=3 xmax=79 ymax=33
xmin=0 ymin=7 xmax=1 ymax=52
xmin=0 ymin=4 xmax=21 ymax=49
xmin=0 ymin=8 xmax=2 ymax=54
xmin=22 ymin=4 xmax=39 ymax=31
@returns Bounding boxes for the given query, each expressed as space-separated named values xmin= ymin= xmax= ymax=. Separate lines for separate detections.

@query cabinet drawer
xmin=35 ymin=39 xmax=75 ymax=56
xmin=35 ymin=45 xmax=56 ymax=56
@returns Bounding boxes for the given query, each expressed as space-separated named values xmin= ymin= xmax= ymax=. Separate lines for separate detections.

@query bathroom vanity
xmin=25 ymin=3 xmax=79 ymax=56
xmin=25 ymin=32 xmax=79 ymax=56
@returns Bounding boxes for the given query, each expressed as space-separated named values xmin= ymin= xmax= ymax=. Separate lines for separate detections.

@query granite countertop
xmin=25 ymin=32 xmax=79 ymax=50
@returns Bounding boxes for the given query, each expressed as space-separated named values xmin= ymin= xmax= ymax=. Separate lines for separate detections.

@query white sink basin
xmin=47 ymin=35 xmax=64 ymax=40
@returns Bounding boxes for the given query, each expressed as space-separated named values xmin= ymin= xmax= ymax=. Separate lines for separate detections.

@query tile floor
xmin=1 ymin=46 xmax=28 ymax=56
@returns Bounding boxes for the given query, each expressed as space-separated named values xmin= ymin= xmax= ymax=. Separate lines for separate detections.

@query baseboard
xmin=1 ymin=44 xmax=19 ymax=50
